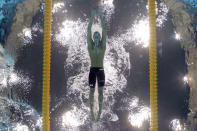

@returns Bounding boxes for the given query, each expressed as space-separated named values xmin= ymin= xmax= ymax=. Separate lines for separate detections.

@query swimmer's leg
xmin=89 ymin=67 xmax=96 ymax=121
xmin=96 ymin=86 xmax=103 ymax=121
xmin=96 ymin=68 xmax=105 ymax=121
xmin=89 ymin=87 xmax=95 ymax=121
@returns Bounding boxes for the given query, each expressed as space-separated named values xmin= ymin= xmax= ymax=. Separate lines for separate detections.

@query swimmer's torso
xmin=88 ymin=41 xmax=106 ymax=68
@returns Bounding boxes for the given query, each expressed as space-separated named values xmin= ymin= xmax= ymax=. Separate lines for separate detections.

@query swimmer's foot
xmin=95 ymin=111 xmax=101 ymax=122
xmin=95 ymin=116 xmax=100 ymax=122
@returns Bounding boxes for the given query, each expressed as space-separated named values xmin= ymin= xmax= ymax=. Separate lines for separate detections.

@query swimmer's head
xmin=93 ymin=31 xmax=101 ymax=46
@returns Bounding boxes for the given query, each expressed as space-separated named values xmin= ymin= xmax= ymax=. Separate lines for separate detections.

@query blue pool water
xmin=181 ymin=0 xmax=197 ymax=9
xmin=173 ymin=0 xmax=197 ymax=9
xmin=0 ymin=0 xmax=24 ymax=46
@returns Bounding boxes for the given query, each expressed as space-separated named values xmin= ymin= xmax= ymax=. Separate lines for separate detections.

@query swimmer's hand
xmin=95 ymin=115 xmax=100 ymax=122
xmin=97 ymin=10 xmax=103 ymax=18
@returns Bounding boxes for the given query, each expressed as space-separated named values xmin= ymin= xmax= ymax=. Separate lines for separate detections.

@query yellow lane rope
xmin=148 ymin=0 xmax=158 ymax=131
xmin=42 ymin=0 xmax=52 ymax=130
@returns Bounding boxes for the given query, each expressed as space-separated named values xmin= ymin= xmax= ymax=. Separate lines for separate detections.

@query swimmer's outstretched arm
xmin=98 ymin=11 xmax=106 ymax=49
xmin=87 ymin=10 xmax=96 ymax=48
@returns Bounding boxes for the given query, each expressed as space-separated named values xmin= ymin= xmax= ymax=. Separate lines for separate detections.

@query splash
xmin=13 ymin=123 xmax=29 ymax=131
xmin=17 ymin=27 xmax=32 ymax=45
xmin=127 ymin=97 xmax=150 ymax=128
xmin=170 ymin=119 xmax=183 ymax=131
xmin=53 ymin=2 xmax=65 ymax=13
xmin=128 ymin=18 xmax=150 ymax=48
xmin=99 ymin=0 xmax=115 ymax=24
xmin=0 ymin=97 xmax=41 ymax=131
xmin=62 ymin=106 xmax=88 ymax=128
xmin=125 ymin=1 xmax=168 ymax=48
xmin=0 ymin=70 xmax=32 ymax=95
xmin=146 ymin=1 xmax=168 ymax=27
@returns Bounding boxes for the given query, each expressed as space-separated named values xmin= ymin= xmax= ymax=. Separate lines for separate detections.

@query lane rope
xmin=42 ymin=0 xmax=52 ymax=130
xmin=148 ymin=0 xmax=158 ymax=131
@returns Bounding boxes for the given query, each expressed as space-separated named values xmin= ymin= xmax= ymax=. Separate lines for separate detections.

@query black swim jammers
xmin=88 ymin=66 xmax=105 ymax=88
